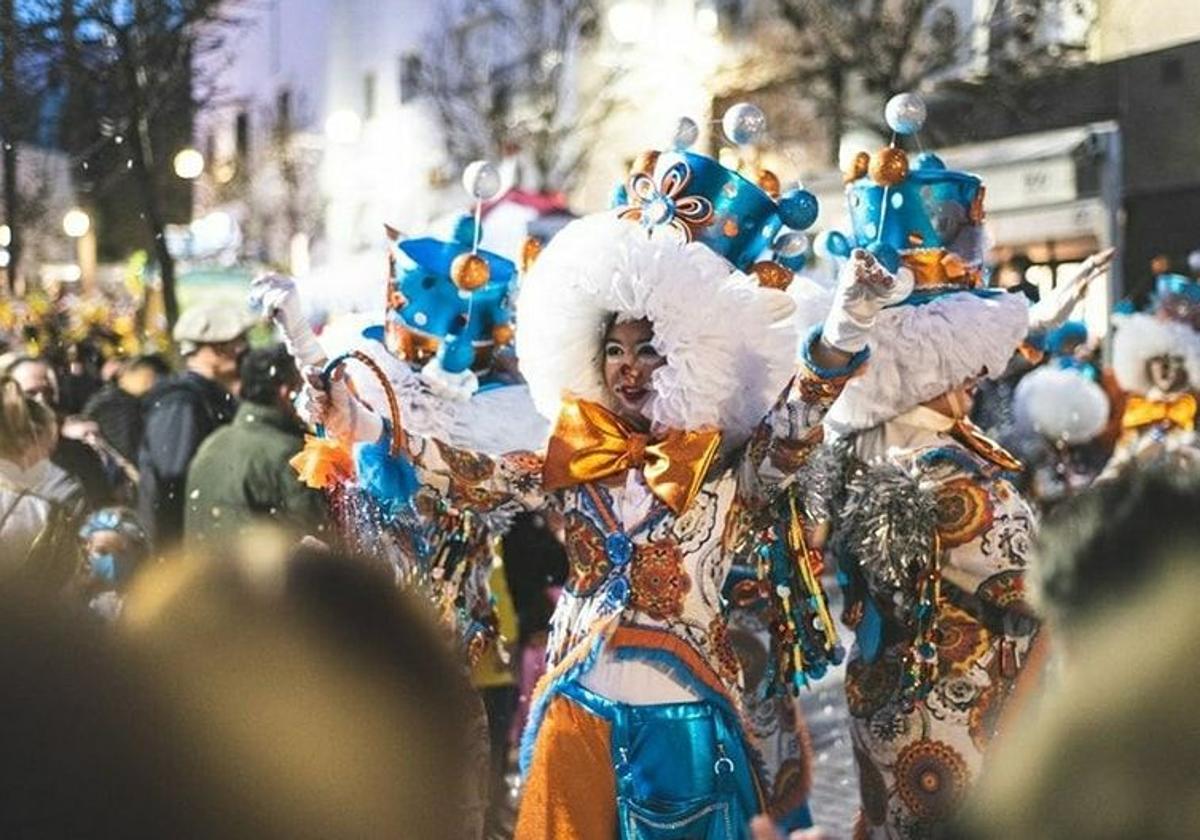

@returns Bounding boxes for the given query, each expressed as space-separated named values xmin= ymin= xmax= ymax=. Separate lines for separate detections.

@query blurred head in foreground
xmin=0 ymin=535 xmax=472 ymax=839
xmin=952 ymin=562 xmax=1200 ymax=839
xmin=1034 ymin=462 xmax=1200 ymax=641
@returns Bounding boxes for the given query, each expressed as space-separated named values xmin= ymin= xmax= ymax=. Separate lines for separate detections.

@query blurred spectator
xmin=77 ymin=507 xmax=151 ymax=621
xmin=57 ymin=341 xmax=106 ymax=415
xmin=6 ymin=354 xmax=113 ymax=510
xmin=0 ymin=377 xmax=83 ymax=590
xmin=0 ymin=543 xmax=474 ymax=839
xmin=138 ymin=305 xmax=252 ymax=550
xmin=117 ymin=543 xmax=475 ymax=838
xmin=83 ymin=353 xmax=171 ymax=464
xmin=184 ymin=344 xmax=327 ymax=548
xmin=951 ymin=562 xmax=1200 ymax=840
xmin=1034 ymin=463 xmax=1200 ymax=640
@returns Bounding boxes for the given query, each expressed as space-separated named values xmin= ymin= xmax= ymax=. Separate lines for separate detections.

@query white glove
xmin=295 ymin=368 xmax=384 ymax=444
xmin=821 ymin=249 xmax=914 ymax=353
xmin=250 ymin=273 xmax=327 ymax=367
xmin=1027 ymin=247 xmax=1115 ymax=334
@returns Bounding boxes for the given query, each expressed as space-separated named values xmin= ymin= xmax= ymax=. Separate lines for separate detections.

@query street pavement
xmin=797 ymin=579 xmax=860 ymax=838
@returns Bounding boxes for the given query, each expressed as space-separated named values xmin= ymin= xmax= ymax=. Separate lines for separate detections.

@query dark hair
xmin=237 ymin=344 xmax=297 ymax=407
xmin=128 ymin=353 xmax=172 ymax=377
xmin=1036 ymin=463 xmax=1200 ymax=629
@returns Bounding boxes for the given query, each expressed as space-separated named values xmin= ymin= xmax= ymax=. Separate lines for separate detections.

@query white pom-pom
xmin=1014 ymin=366 xmax=1110 ymax=444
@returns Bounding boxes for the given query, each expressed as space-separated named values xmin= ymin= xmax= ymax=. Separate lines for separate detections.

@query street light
xmin=607 ymin=1 xmax=651 ymax=44
xmin=0 ymin=224 xmax=10 ymax=248
xmin=63 ymin=208 xmax=91 ymax=238
xmin=173 ymin=147 xmax=205 ymax=180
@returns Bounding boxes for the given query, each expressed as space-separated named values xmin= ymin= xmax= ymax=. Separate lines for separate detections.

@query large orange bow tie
xmin=1122 ymin=393 xmax=1197 ymax=432
xmin=542 ymin=398 xmax=722 ymax=515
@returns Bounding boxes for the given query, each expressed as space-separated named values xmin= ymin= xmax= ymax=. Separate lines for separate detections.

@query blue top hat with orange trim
xmin=835 ymin=93 xmax=992 ymax=301
xmin=379 ymin=162 xmax=517 ymax=392
xmin=608 ymin=105 xmax=821 ymax=290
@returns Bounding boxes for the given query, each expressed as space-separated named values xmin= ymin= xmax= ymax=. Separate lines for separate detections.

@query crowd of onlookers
xmin=0 ymin=298 xmax=333 ymax=618
xmin=3 ymin=293 xmax=1199 ymax=838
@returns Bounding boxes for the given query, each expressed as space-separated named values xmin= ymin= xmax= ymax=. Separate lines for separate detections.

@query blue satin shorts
xmin=558 ymin=680 xmax=761 ymax=840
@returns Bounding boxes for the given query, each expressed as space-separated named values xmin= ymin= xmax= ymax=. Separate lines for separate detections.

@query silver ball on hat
xmin=671 ymin=117 xmax=699 ymax=151
xmin=721 ymin=102 xmax=767 ymax=146
xmin=884 ymin=92 xmax=927 ymax=136
xmin=462 ymin=160 xmax=501 ymax=200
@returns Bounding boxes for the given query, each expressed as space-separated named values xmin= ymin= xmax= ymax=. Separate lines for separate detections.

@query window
xmin=399 ymin=52 xmax=422 ymax=104
xmin=235 ymin=110 xmax=250 ymax=158
xmin=363 ymin=72 xmax=377 ymax=119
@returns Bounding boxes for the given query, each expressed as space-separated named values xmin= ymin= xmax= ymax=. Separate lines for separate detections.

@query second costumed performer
xmin=300 ymin=108 xmax=912 ymax=839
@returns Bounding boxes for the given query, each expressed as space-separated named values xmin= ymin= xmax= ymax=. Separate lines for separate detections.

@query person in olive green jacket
xmin=184 ymin=344 xmax=329 ymax=549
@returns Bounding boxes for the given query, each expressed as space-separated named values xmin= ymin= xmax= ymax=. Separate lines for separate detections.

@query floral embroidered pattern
xmin=935 ymin=600 xmax=992 ymax=677
xmin=934 ymin=477 xmax=994 ymax=547
xmin=977 ymin=569 xmax=1028 ymax=612
xmin=563 ymin=512 xmax=611 ymax=597
xmin=629 ymin=540 xmax=692 ymax=620
xmin=707 ymin=616 xmax=744 ymax=686
xmin=845 ymin=656 xmax=901 ymax=719
xmin=893 ymin=739 xmax=969 ymax=823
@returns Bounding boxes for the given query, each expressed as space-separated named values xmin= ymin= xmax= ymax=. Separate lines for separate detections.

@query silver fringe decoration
xmin=834 ymin=457 xmax=939 ymax=615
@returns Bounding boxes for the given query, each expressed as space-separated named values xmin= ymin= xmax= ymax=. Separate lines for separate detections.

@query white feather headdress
xmin=515 ymin=212 xmax=799 ymax=448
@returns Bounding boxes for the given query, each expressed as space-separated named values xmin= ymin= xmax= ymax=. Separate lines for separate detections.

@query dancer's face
xmin=603 ymin=318 xmax=665 ymax=428
xmin=1147 ymin=354 xmax=1187 ymax=393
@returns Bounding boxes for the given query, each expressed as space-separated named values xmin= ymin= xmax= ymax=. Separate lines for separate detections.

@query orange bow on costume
xmin=1121 ymin=393 xmax=1197 ymax=432
xmin=542 ymin=398 xmax=721 ymax=515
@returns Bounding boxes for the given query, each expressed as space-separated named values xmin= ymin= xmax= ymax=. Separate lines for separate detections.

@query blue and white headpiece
xmin=609 ymin=104 xmax=820 ymax=289
xmin=381 ymin=161 xmax=517 ymax=393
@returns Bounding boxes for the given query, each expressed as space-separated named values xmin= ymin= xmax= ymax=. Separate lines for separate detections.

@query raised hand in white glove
xmin=250 ymin=273 xmax=327 ymax=367
xmin=821 ymin=248 xmax=915 ymax=354
xmin=295 ymin=367 xmax=383 ymax=445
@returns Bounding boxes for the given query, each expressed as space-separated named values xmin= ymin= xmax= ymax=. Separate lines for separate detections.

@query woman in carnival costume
xmin=253 ymin=168 xmax=548 ymax=839
xmin=820 ymin=93 xmax=1109 ymax=839
xmin=296 ymin=105 xmax=913 ymax=839
xmin=1103 ymin=270 xmax=1200 ymax=474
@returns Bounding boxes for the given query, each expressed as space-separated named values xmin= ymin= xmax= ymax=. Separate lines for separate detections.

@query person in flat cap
xmin=136 ymin=303 xmax=256 ymax=551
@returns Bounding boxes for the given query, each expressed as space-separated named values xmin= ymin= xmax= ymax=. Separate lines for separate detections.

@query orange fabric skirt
xmin=514 ymin=693 xmax=618 ymax=840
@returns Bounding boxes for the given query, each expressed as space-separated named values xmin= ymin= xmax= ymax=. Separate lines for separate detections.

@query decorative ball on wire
xmin=844 ymin=150 xmax=871 ymax=183
xmin=814 ymin=230 xmax=852 ymax=260
xmin=451 ymin=252 xmax=491 ymax=291
xmin=751 ymin=260 xmax=794 ymax=290
xmin=885 ymin=92 xmax=927 ymax=136
xmin=773 ymin=231 xmax=809 ymax=259
xmin=870 ymin=147 xmax=910 ymax=187
xmin=492 ymin=323 xmax=515 ymax=346
xmin=722 ymin=102 xmax=767 ymax=147
xmin=671 ymin=116 xmax=699 ymax=151
xmin=756 ymin=168 xmax=781 ymax=198
xmin=462 ymin=160 xmax=501 ymax=201
xmin=778 ymin=188 xmax=820 ymax=230
xmin=1188 ymin=249 xmax=1200 ymax=274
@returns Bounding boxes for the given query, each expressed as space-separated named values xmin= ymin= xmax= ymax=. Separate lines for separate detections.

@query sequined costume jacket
xmin=385 ymin=341 xmax=859 ymax=761
xmin=837 ymin=411 xmax=1041 ymax=839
